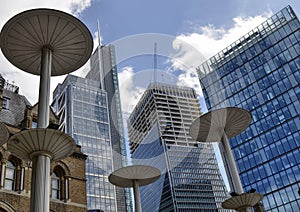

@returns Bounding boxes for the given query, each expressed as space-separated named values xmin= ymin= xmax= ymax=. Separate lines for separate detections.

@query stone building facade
xmin=0 ymin=75 xmax=87 ymax=212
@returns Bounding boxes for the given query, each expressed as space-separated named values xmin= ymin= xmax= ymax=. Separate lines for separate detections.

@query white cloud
xmin=0 ymin=0 xmax=92 ymax=104
xmin=118 ymin=66 xmax=145 ymax=115
xmin=118 ymin=65 xmax=182 ymax=116
xmin=170 ymin=11 xmax=273 ymax=97
xmin=169 ymin=12 xmax=273 ymax=190
xmin=69 ymin=0 xmax=91 ymax=15
xmin=0 ymin=0 xmax=91 ymax=25
xmin=114 ymin=11 xmax=274 ymax=115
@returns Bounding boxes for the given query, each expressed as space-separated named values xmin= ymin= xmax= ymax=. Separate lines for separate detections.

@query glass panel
xmin=5 ymin=169 xmax=14 ymax=179
xmin=52 ymin=179 xmax=58 ymax=189
xmin=5 ymin=161 xmax=15 ymax=190
xmin=4 ymin=180 xmax=13 ymax=190
xmin=52 ymin=172 xmax=60 ymax=199
xmin=52 ymin=189 xmax=59 ymax=199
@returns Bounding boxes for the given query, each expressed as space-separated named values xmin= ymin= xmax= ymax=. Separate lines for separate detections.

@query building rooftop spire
xmin=97 ymin=20 xmax=103 ymax=46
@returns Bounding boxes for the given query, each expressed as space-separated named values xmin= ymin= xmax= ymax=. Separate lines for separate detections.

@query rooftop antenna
xmin=97 ymin=20 xmax=103 ymax=46
xmin=154 ymin=42 xmax=157 ymax=83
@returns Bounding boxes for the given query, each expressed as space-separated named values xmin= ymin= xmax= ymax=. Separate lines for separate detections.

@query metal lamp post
xmin=109 ymin=165 xmax=161 ymax=212
xmin=0 ymin=8 xmax=93 ymax=212
xmin=189 ymin=107 xmax=263 ymax=211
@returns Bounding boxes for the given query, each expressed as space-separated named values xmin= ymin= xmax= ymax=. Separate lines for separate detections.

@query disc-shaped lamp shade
xmin=189 ymin=107 xmax=252 ymax=142
xmin=7 ymin=128 xmax=76 ymax=161
xmin=109 ymin=165 xmax=161 ymax=188
xmin=0 ymin=8 xmax=93 ymax=76
xmin=222 ymin=193 xmax=264 ymax=211
xmin=0 ymin=122 xmax=9 ymax=146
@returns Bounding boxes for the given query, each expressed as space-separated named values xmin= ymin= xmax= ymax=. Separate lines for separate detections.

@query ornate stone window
xmin=51 ymin=166 xmax=68 ymax=201
xmin=1 ymin=156 xmax=24 ymax=192
xmin=52 ymin=171 xmax=60 ymax=199
xmin=0 ymin=200 xmax=15 ymax=212
xmin=4 ymin=160 xmax=15 ymax=190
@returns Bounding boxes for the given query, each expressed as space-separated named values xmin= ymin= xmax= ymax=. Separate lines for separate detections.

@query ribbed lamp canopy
xmin=0 ymin=8 xmax=93 ymax=76
xmin=190 ymin=107 xmax=252 ymax=142
xmin=7 ymin=128 xmax=76 ymax=161
xmin=0 ymin=122 xmax=9 ymax=146
xmin=109 ymin=165 xmax=161 ymax=188
xmin=222 ymin=193 xmax=264 ymax=211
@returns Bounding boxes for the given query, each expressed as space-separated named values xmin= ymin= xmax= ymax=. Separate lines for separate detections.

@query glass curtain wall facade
xmin=53 ymin=44 xmax=132 ymax=211
xmin=86 ymin=44 xmax=128 ymax=171
xmin=197 ymin=6 xmax=300 ymax=211
xmin=128 ymin=82 xmax=230 ymax=211
xmin=52 ymin=75 xmax=117 ymax=211
xmin=85 ymin=44 xmax=131 ymax=212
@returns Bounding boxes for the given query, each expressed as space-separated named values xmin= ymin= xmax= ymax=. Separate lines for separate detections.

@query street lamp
xmin=222 ymin=192 xmax=264 ymax=212
xmin=0 ymin=8 xmax=93 ymax=212
xmin=189 ymin=107 xmax=263 ymax=211
xmin=109 ymin=165 xmax=161 ymax=212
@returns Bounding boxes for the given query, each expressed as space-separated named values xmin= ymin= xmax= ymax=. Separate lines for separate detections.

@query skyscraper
xmin=52 ymin=75 xmax=117 ymax=211
xmin=52 ymin=45 xmax=131 ymax=211
xmin=86 ymin=44 xmax=131 ymax=211
xmin=128 ymin=82 xmax=230 ymax=211
xmin=86 ymin=45 xmax=128 ymax=171
xmin=197 ymin=5 xmax=300 ymax=211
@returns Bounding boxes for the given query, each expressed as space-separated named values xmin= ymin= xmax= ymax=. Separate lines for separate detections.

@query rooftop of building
xmin=197 ymin=5 xmax=298 ymax=77
xmin=128 ymin=82 xmax=198 ymax=125
xmin=0 ymin=76 xmax=31 ymax=127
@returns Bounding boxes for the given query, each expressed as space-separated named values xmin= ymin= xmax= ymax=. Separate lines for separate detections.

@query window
xmin=5 ymin=161 xmax=16 ymax=190
xmin=51 ymin=166 xmax=68 ymax=201
xmin=52 ymin=171 xmax=60 ymax=199
xmin=2 ymin=97 xmax=10 ymax=110
xmin=32 ymin=121 xmax=37 ymax=128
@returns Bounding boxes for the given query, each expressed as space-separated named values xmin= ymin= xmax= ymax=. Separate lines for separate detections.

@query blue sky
xmin=0 ymin=0 xmax=299 ymax=191
xmin=0 ymin=0 xmax=299 ymax=107
xmin=82 ymin=0 xmax=299 ymax=43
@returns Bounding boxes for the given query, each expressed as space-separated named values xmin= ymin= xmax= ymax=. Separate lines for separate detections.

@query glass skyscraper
xmin=52 ymin=44 xmax=132 ymax=211
xmin=128 ymin=82 xmax=230 ymax=211
xmin=197 ymin=6 xmax=300 ymax=211
xmin=86 ymin=44 xmax=131 ymax=212
xmin=53 ymin=75 xmax=117 ymax=211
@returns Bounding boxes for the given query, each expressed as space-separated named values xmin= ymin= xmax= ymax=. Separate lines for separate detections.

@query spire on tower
xmin=97 ymin=20 xmax=103 ymax=46
xmin=154 ymin=42 xmax=157 ymax=83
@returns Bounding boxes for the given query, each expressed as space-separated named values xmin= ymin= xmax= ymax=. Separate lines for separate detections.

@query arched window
xmin=4 ymin=161 xmax=15 ymax=190
xmin=0 ymin=200 xmax=15 ymax=212
xmin=52 ymin=171 xmax=60 ymax=199
xmin=0 ymin=208 xmax=8 ymax=212
xmin=51 ymin=166 xmax=68 ymax=201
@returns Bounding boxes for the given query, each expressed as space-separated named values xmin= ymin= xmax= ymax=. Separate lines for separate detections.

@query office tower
xmin=0 ymin=76 xmax=88 ymax=212
xmin=53 ymin=44 xmax=131 ymax=212
xmin=128 ymin=82 xmax=230 ymax=211
xmin=53 ymin=75 xmax=117 ymax=211
xmin=86 ymin=44 xmax=132 ymax=211
xmin=197 ymin=5 xmax=300 ymax=211
xmin=86 ymin=44 xmax=127 ymax=170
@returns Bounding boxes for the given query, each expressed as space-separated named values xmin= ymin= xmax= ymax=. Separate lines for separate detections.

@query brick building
xmin=0 ymin=75 xmax=87 ymax=212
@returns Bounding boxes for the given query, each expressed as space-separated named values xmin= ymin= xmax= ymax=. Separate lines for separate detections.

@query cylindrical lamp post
xmin=0 ymin=8 xmax=93 ymax=212
xmin=189 ymin=107 xmax=263 ymax=211
xmin=109 ymin=165 xmax=161 ymax=212
xmin=221 ymin=133 xmax=244 ymax=194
